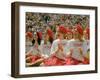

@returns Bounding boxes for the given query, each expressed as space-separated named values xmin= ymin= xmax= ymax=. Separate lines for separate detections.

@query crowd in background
xmin=26 ymin=12 xmax=89 ymax=33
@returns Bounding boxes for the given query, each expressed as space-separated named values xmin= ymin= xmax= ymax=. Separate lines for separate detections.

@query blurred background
xmin=26 ymin=12 xmax=89 ymax=33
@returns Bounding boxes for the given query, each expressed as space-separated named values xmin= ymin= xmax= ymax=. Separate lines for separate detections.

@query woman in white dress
xmin=83 ymin=27 xmax=90 ymax=60
xmin=68 ymin=24 xmax=89 ymax=64
xmin=43 ymin=26 xmax=72 ymax=66
xmin=25 ymin=32 xmax=33 ymax=53
xmin=26 ymin=31 xmax=44 ymax=67
xmin=40 ymin=28 xmax=54 ymax=58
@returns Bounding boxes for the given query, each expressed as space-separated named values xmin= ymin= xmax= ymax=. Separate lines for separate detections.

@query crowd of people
xmin=25 ymin=13 xmax=90 ymax=67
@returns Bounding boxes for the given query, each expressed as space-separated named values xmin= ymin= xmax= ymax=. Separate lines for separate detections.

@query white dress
xmin=25 ymin=40 xmax=33 ymax=53
xmin=27 ymin=43 xmax=41 ymax=56
xmin=50 ymin=39 xmax=69 ymax=60
xmin=82 ymin=40 xmax=90 ymax=58
xmin=40 ymin=40 xmax=52 ymax=57
xmin=68 ymin=39 xmax=88 ymax=61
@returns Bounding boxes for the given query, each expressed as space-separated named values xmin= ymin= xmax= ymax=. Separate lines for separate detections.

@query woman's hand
xmin=78 ymin=47 xmax=85 ymax=61
xmin=66 ymin=48 xmax=73 ymax=58
xmin=58 ymin=42 xmax=63 ymax=51
xmin=78 ymin=47 xmax=83 ymax=55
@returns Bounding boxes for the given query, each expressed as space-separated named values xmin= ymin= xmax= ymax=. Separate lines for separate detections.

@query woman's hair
xmin=32 ymin=32 xmax=42 ymax=45
xmin=46 ymin=29 xmax=54 ymax=44
xmin=49 ymin=37 xmax=53 ymax=44
xmin=32 ymin=38 xmax=41 ymax=45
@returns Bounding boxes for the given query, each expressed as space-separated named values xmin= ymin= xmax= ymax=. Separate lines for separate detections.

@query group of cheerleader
xmin=25 ymin=23 xmax=90 ymax=67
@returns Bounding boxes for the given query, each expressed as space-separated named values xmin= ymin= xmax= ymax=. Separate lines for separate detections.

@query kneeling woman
xmin=68 ymin=24 xmax=89 ymax=64
xmin=42 ymin=26 xmax=74 ymax=66
xmin=40 ymin=28 xmax=54 ymax=58
xmin=83 ymin=27 xmax=90 ymax=60
xmin=26 ymin=31 xmax=44 ymax=67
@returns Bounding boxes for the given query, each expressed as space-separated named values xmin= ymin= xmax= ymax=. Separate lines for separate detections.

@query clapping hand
xmin=58 ymin=41 xmax=63 ymax=51
xmin=66 ymin=48 xmax=73 ymax=58
xmin=78 ymin=47 xmax=83 ymax=56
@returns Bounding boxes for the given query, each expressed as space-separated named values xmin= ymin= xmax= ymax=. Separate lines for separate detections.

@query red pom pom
xmin=82 ymin=57 xmax=89 ymax=64
xmin=37 ymin=32 xmax=42 ymax=39
xmin=76 ymin=24 xmax=83 ymax=35
xmin=31 ymin=55 xmax=41 ymax=62
xmin=65 ymin=57 xmax=80 ymax=65
xmin=47 ymin=29 xmax=54 ymax=38
xmin=65 ymin=57 xmax=73 ymax=65
xmin=67 ymin=29 xmax=73 ymax=34
xmin=58 ymin=26 xmax=67 ymax=34
xmin=26 ymin=32 xmax=33 ymax=38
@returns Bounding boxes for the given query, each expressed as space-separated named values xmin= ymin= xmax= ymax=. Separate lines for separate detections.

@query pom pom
xmin=76 ymin=24 xmax=83 ymax=35
xmin=31 ymin=55 xmax=41 ymax=62
xmin=47 ymin=29 xmax=54 ymax=38
xmin=37 ymin=32 xmax=42 ymax=40
xmin=43 ymin=56 xmax=65 ymax=66
xmin=82 ymin=57 xmax=89 ymax=64
xmin=67 ymin=29 xmax=73 ymax=34
xmin=58 ymin=26 xmax=67 ymax=34
xmin=26 ymin=32 xmax=33 ymax=38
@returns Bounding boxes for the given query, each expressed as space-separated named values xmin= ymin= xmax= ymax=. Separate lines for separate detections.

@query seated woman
xmin=26 ymin=31 xmax=44 ymax=67
xmin=25 ymin=32 xmax=33 ymax=53
xmin=42 ymin=26 xmax=71 ymax=66
xmin=40 ymin=28 xmax=54 ymax=58
xmin=68 ymin=24 xmax=89 ymax=65
xmin=82 ymin=27 xmax=90 ymax=63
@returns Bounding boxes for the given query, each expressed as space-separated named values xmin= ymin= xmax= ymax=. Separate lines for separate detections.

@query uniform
xmin=26 ymin=32 xmax=43 ymax=66
xmin=68 ymin=39 xmax=85 ymax=61
xmin=50 ymin=39 xmax=69 ymax=60
xmin=83 ymin=40 xmax=90 ymax=59
xmin=26 ymin=40 xmax=33 ymax=53
xmin=43 ymin=26 xmax=69 ymax=66
xmin=40 ymin=40 xmax=52 ymax=57
xmin=25 ymin=32 xmax=33 ymax=53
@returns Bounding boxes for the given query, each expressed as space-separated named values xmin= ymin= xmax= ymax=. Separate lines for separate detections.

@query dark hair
xmin=32 ymin=33 xmax=41 ymax=45
xmin=49 ymin=37 xmax=53 ymax=44
xmin=32 ymin=38 xmax=41 ymax=45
